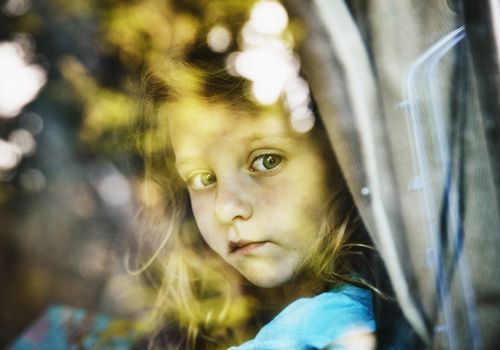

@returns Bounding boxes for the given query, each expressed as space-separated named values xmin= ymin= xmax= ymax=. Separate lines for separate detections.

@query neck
xmin=251 ymin=271 xmax=326 ymax=320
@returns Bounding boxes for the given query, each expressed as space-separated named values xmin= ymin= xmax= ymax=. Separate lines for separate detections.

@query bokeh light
xmin=0 ymin=40 xmax=46 ymax=118
xmin=19 ymin=112 xmax=44 ymax=135
xmin=0 ymin=139 xmax=22 ymax=171
xmin=18 ymin=168 xmax=46 ymax=192
xmin=2 ymin=0 xmax=31 ymax=17
xmin=249 ymin=0 xmax=288 ymax=36
xmin=231 ymin=0 xmax=315 ymax=132
xmin=207 ymin=25 xmax=232 ymax=53
xmin=96 ymin=171 xmax=132 ymax=208
xmin=235 ymin=46 xmax=291 ymax=104
xmin=9 ymin=129 xmax=36 ymax=156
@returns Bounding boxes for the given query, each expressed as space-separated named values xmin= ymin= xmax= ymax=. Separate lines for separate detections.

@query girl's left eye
xmin=250 ymin=154 xmax=282 ymax=172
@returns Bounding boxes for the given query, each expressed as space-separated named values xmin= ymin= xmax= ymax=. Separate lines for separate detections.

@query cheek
xmin=261 ymin=182 xmax=322 ymax=236
xmin=282 ymin=165 xmax=331 ymax=230
xmin=189 ymin=195 xmax=212 ymax=235
xmin=189 ymin=196 xmax=205 ymax=224
xmin=282 ymin=164 xmax=331 ymax=211
xmin=188 ymin=193 xmax=223 ymax=249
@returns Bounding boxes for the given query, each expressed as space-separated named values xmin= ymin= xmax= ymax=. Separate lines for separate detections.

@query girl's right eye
xmin=187 ymin=172 xmax=216 ymax=190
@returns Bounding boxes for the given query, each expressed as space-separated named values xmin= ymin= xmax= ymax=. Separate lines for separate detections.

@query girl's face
xmin=170 ymin=103 xmax=335 ymax=288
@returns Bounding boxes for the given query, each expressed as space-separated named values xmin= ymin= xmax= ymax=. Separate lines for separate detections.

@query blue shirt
xmin=229 ymin=284 xmax=375 ymax=350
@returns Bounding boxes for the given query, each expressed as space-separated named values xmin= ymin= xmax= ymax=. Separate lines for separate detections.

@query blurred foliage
xmin=62 ymin=0 xmax=258 ymax=156
xmin=1 ymin=0 xmax=261 ymax=156
xmin=0 ymin=0 xmax=262 ymax=346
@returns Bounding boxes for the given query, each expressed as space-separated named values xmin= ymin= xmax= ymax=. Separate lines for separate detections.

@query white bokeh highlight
xmin=249 ymin=0 xmax=289 ymax=36
xmin=0 ymin=41 xmax=47 ymax=118
xmin=0 ymin=139 xmax=22 ymax=171
xmin=207 ymin=25 xmax=232 ymax=53
xmin=230 ymin=0 xmax=315 ymax=132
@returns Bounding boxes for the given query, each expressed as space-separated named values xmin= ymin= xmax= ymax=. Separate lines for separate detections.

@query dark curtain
xmin=286 ymin=0 xmax=500 ymax=349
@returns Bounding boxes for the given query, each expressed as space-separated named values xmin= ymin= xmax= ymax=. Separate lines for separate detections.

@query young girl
xmin=132 ymin=62 xmax=393 ymax=349
xmin=131 ymin=4 xmax=396 ymax=350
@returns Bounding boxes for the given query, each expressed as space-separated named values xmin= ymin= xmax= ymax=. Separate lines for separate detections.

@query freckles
xmin=254 ymin=183 xmax=284 ymax=207
xmin=189 ymin=198 xmax=213 ymax=235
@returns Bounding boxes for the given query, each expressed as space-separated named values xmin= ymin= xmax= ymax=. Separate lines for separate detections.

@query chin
xmin=243 ymin=270 xmax=294 ymax=288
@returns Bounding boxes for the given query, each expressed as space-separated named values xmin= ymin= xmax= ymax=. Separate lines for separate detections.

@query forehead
xmin=168 ymin=100 xmax=304 ymax=157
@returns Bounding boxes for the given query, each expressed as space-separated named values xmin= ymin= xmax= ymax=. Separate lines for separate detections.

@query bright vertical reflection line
xmin=491 ymin=0 xmax=500 ymax=66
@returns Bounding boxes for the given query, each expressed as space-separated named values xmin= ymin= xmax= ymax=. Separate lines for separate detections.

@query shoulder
xmin=230 ymin=285 xmax=375 ymax=350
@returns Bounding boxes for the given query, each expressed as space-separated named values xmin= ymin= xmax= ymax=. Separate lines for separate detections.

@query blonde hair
xmin=130 ymin=65 xmax=376 ymax=349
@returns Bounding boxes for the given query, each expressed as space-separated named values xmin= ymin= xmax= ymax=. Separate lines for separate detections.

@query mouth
xmin=229 ymin=240 xmax=268 ymax=255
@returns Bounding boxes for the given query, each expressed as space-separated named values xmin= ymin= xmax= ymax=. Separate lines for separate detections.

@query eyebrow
xmin=175 ymin=157 xmax=199 ymax=170
xmin=174 ymin=131 xmax=303 ymax=170
xmin=240 ymin=132 xmax=302 ymax=144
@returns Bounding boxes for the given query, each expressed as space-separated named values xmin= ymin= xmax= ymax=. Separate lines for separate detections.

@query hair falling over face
xmin=126 ymin=64 xmax=383 ymax=350
xmin=123 ymin=2 xmax=388 ymax=347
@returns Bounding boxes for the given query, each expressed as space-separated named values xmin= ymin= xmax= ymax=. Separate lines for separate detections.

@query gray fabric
xmin=285 ymin=0 xmax=500 ymax=349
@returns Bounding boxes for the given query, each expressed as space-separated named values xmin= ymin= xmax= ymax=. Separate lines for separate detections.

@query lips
xmin=229 ymin=240 xmax=268 ymax=255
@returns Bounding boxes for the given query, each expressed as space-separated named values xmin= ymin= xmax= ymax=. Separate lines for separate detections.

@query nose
xmin=214 ymin=179 xmax=253 ymax=224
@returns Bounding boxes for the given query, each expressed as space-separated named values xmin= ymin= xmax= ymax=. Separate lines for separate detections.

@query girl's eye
xmin=250 ymin=154 xmax=282 ymax=172
xmin=188 ymin=172 xmax=216 ymax=190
